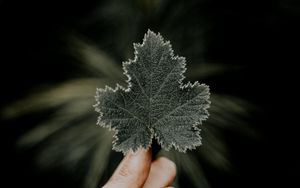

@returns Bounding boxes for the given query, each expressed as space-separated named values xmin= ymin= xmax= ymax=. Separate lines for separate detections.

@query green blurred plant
xmin=1 ymin=0 xmax=258 ymax=187
xmin=1 ymin=37 xmax=256 ymax=188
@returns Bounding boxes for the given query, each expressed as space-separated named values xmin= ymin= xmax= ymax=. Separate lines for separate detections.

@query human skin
xmin=102 ymin=149 xmax=176 ymax=188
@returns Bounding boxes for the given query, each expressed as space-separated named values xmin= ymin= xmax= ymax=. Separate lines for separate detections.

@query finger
xmin=143 ymin=157 xmax=176 ymax=188
xmin=103 ymin=149 xmax=152 ymax=188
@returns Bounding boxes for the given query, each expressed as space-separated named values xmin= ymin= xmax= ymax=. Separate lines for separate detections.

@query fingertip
xmin=155 ymin=157 xmax=177 ymax=180
xmin=104 ymin=149 xmax=152 ymax=188
xmin=143 ymin=156 xmax=177 ymax=188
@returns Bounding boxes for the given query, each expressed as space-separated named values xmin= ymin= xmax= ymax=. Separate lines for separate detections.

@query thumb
xmin=103 ymin=149 xmax=152 ymax=188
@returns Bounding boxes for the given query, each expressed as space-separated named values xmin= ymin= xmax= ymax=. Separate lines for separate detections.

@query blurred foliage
xmin=1 ymin=39 xmax=256 ymax=188
xmin=0 ymin=0 xmax=264 ymax=187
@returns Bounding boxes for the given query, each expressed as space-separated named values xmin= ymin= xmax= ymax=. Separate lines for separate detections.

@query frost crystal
xmin=94 ymin=30 xmax=210 ymax=154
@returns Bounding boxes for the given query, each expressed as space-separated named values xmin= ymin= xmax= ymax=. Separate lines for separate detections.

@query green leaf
xmin=94 ymin=30 xmax=210 ymax=154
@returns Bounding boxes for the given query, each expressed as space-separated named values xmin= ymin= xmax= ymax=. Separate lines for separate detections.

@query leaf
xmin=94 ymin=30 xmax=210 ymax=154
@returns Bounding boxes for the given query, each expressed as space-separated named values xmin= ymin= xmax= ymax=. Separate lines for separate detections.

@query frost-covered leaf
xmin=94 ymin=30 xmax=210 ymax=154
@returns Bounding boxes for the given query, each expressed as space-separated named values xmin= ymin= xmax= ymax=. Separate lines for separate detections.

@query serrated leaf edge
xmin=94 ymin=29 xmax=210 ymax=154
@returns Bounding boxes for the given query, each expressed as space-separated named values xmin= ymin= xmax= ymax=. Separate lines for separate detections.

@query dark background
xmin=1 ymin=0 xmax=299 ymax=187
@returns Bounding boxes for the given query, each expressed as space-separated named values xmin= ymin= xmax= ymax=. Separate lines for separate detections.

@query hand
xmin=102 ymin=149 xmax=176 ymax=188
